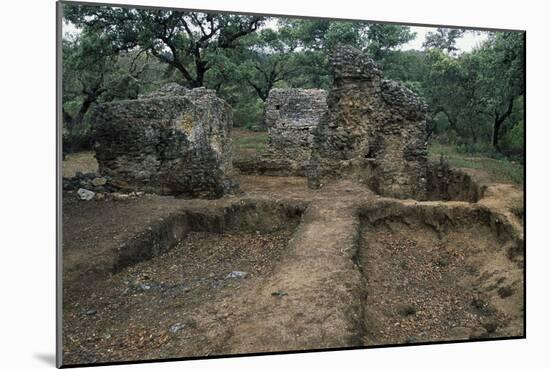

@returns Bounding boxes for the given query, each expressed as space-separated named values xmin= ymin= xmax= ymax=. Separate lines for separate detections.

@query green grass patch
xmin=429 ymin=143 xmax=524 ymax=185
xmin=234 ymin=133 xmax=269 ymax=151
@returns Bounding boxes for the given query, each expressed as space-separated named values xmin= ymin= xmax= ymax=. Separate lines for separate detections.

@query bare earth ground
xmin=61 ymin=148 xmax=524 ymax=365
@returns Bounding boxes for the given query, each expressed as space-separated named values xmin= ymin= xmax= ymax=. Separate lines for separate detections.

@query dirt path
xmin=219 ymin=184 xmax=372 ymax=354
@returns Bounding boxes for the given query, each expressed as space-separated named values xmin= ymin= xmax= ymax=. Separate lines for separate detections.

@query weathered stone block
xmin=235 ymin=88 xmax=327 ymax=176
xmin=264 ymin=88 xmax=327 ymax=161
xmin=308 ymin=45 xmax=428 ymax=199
xmin=91 ymin=83 xmax=235 ymax=198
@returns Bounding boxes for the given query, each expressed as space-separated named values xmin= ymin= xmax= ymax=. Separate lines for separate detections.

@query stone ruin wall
xmin=91 ymin=83 xmax=235 ymax=199
xmin=264 ymin=88 xmax=327 ymax=164
xmin=307 ymin=45 xmax=428 ymax=199
xmin=234 ymin=88 xmax=327 ymax=176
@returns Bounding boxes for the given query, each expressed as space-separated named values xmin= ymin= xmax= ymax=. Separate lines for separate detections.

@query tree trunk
xmin=492 ymin=97 xmax=515 ymax=150
xmin=492 ymin=118 xmax=502 ymax=149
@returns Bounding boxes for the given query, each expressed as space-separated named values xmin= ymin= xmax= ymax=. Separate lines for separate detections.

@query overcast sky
xmin=402 ymin=26 xmax=489 ymax=52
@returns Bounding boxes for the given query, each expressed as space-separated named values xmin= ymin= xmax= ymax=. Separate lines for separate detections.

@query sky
xmin=402 ymin=26 xmax=489 ymax=52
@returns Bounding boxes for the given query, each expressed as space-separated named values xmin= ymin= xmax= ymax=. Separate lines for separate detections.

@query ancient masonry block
xmin=264 ymin=88 xmax=328 ymax=164
xmin=91 ymin=83 xmax=235 ymax=198
xmin=307 ymin=45 xmax=428 ymax=199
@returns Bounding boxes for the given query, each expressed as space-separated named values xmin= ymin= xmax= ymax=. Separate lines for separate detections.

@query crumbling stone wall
xmin=307 ymin=45 xmax=428 ymax=199
xmin=234 ymin=88 xmax=327 ymax=176
xmin=91 ymin=83 xmax=235 ymax=198
xmin=264 ymin=88 xmax=327 ymax=162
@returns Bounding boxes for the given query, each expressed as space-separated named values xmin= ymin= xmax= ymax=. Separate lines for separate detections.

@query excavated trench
xmin=113 ymin=198 xmax=307 ymax=272
xmin=62 ymin=199 xmax=308 ymax=364
xmin=355 ymin=201 xmax=524 ymax=345
xmin=62 ymin=174 xmax=524 ymax=365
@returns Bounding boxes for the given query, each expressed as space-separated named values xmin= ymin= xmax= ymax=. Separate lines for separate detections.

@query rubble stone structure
xmin=264 ymin=88 xmax=327 ymax=164
xmin=307 ymin=45 xmax=428 ymax=199
xmin=92 ymin=83 xmax=235 ymax=198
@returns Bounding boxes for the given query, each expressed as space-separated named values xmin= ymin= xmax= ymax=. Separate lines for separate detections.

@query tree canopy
xmin=62 ymin=4 xmax=525 ymax=158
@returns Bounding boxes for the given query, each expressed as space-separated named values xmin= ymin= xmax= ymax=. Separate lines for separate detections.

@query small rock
xmin=77 ymin=188 xmax=95 ymax=201
xmin=397 ymin=304 xmax=417 ymax=317
xmin=112 ymin=193 xmax=130 ymax=201
xmin=226 ymin=271 xmax=248 ymax=279
xmin=85 ymin=308 xmax=97 ymax=316
xmin=271 ymin=290 xmax=288 ymax=297
xmin=95 ymin=193 xmax=105 ymax=200
xmin=211 ymin=280 xmax=225 ymax=289
xmin=91 ymin=177 xmax=107 ymax=186
xmin=110 ymin=179 xmax=131 ymax=190
xmin=482 ymin=321 xmax=498 ymax=334
xmin=169 ymin=323 xmax=185 ymax=333
xmin=497 ymin=286 xmax=515 ymax=298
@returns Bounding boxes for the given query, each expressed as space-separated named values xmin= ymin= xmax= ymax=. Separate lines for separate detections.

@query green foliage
xmin=428 ymin=143 xmax=523 ymax=184
xmin=61 ymin=3 xmax=524 ymax=167
xmin=500 ymin=121 xmax=524 ymax=159
xmin=232 ymin=98 xmax=265 ymax=129
xmin=423 ymin=28 xmax=465 ymax=54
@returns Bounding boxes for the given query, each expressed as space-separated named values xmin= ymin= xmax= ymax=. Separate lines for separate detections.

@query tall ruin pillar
xmin=307 ymin=45 xmax=428 ymax=199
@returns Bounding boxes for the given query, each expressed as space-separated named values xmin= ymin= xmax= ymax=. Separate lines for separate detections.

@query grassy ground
xmin=428 ymin=143 xmax=524 ymax=185
xmin=233 ymin=129 xmax=268 ymax=151
xmin=232 ymin=128 xmax=268 ymax=159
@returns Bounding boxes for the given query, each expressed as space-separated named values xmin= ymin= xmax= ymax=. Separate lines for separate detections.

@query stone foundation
xmin=91 ymin=83 xmax=235 ymax=198
xmin=307 ymin=45 xmax=428 ymax=199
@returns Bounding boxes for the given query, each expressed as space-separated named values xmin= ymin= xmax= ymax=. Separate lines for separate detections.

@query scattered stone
xmin=169 ymin=322 xmax=185 ymax=333
xmin=112 ymin=193 xmax=130 ymax=201
xmin=91 ymin=177 xmax=107 ymax=187
xmin=226 ymin=271 xmax=248 ymax=279
xmin=94 ymin=193 xmax=105 ymax=200
xmin=271 ymin=290 xmax=288 ymax=297
xmin=497 ymin=286 xmax=515 ymax=298
xmin=397 ymin=304 xmax=417 ymax=317
xmin=109 ymin=179 xmax=131 ymax=191
xmin=77 ymin=188 xmax=95 ymax=201
xmin=85 ymin=308 xmax=97 ymax=316
xmin=482 ymin=321 xmax=498 ymax=333
xmin=435 ymin=255 xmax=451 ymax=267
xmin=211 ymin=280 xmax=225 ymax=289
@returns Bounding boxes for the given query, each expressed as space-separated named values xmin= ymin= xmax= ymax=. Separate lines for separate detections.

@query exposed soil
xmin=61 ymin=151 xmax=525 ymax=366
xmin=359 ymin=209 xmax=523 ymax=345
xmin=63 ymin=229 xmax=296 ymax=363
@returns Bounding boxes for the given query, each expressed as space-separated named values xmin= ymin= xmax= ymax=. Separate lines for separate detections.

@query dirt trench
xmin=61 ymin=175 xmax=524 ymax=365
xmin=357 ymin=201 xmax=524 ymax=345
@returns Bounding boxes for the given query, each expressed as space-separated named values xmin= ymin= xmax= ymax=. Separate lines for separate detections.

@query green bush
xmin=63 ymin=124 xmax=94 ymax=153
xmin=500 ymin=121 xmax=524 ymax=159
xmin=232 ymin=98 xmax=264 ymax=129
